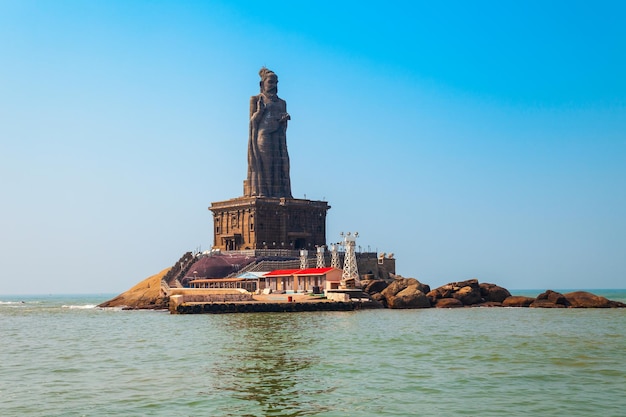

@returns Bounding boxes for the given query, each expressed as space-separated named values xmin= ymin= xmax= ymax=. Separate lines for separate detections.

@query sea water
xmin=1 ymin=291 xmax=625 ymax=416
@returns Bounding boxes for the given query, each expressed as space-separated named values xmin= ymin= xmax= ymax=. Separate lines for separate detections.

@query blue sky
xmin=1 ymin=0 xmax=625 ymax=294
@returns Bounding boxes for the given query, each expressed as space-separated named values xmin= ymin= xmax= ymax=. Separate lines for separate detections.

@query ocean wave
xmin=61 ymin=304 xmax=97 ymax=309
xmin=99 ymin=306 xmax=126 ymax=311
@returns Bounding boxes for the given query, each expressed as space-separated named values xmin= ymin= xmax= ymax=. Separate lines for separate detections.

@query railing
xmin=226 ymin=259 xmax=261 ymax=277
xmin=217 ymin=249 xmax=301 ymax=257
xmin=162 ymin=252 xmax=195 ymax=288
xmin=226 ymin=257 xmax=325 ymax=277
xmin=247 ymin=259 xmax=302 ymax=272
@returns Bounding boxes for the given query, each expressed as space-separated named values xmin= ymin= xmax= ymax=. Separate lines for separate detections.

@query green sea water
xmin=1 ymin=291 xmax=625 ymax=416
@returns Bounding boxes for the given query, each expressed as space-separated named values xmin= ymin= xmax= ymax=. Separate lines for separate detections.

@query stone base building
xmin=210 ymin=196 xmax=330 ymax=251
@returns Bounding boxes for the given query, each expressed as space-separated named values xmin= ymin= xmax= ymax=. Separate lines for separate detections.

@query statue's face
xmin=262 ymin=74 xmax=278 ymax=93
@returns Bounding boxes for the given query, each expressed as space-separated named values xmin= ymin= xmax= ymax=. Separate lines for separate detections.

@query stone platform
xmin=172 ymin=300 xmax=381 ymax=314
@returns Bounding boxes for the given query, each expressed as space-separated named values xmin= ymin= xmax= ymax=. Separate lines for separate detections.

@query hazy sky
xmin=1 ymin=1 xmax=625 ymax=295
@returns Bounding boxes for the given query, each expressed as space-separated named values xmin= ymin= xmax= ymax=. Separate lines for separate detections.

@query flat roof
xmin=190 ymin=278 xmax=246 ymax=283
xmin=264 ymin=269 xmax=301 ymax=277
xmin=264 ymin=267 xmax=338 ymax=277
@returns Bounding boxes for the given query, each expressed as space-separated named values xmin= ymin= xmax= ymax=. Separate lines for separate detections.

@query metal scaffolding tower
xmin=316 ymin=245 xmax=326 ymax=268
xmin=299 ymin=250 xmax=308 ymax=270
xmin=330 ymin=243 xmax=340 ymax=269
xmin=340 ymin=232 xmax=360 ymax=288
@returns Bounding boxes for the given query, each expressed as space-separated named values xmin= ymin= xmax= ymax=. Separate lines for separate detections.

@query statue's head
xmin=259 ymin=67 xmax=278 ymax=94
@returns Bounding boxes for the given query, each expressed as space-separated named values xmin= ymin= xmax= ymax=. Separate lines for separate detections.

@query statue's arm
xmin=279 ymin=99 xmax=290 ymax=123
xmin=279 ymin=100 xmax=290 ymax=134
xmin=248 ymin=96 xmax=260 ymax=179
xmin=249 ymin=96 xmax=257 ymax=120
xmin=250 ymin=95 xmax=264 ymax=125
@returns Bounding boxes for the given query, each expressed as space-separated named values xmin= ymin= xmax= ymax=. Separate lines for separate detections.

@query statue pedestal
xmin=209 ymin=196 xmax=330 ymax=252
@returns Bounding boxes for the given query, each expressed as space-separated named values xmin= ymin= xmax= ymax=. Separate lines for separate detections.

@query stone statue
xmin=244 ymin=67 xmax=292 ymax=198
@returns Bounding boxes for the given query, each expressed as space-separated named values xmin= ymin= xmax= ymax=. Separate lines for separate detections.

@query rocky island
xmin=100 ymin=68 xmax=624 ymax=313
xmin=99 ymin=261 xmax=625 ymax=312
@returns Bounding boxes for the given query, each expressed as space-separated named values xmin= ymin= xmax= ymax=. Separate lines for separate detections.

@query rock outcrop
xmin=98 ymin=268 xmax=171 ymax=309
xmin=479 ymin=283 xmax=511 ymax=303
xmin=502 ymin=296 xmax=535 ymax=307
xmin=362 ymin=279 xmax=390 ymax=295
xmin=564 ymin=291 xmax=626 ymax=308
xmin=378 ymin=277 xmax=431 ymax=309
xmin=101 ymin=267 xmax=625 ymax=311
xmin=530 ymin=290 xmax=570 ymax=308
xmin=362 ymin=278 xmax=625 ymax=309
xmin=427 ymin=279 xmax=484 ymax=307
xmin=434 ymin=298 xmax=464 ymax=308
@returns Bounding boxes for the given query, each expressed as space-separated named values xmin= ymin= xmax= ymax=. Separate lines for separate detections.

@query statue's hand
xmin=279 ymin=113 xmax=291 ymax=123
xmin=251 ymin=97 xmax=265 ymax=123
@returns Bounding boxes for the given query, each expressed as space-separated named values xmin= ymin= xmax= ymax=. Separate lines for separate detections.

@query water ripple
xmin=1 ymin=296 xmax=625 ymax=416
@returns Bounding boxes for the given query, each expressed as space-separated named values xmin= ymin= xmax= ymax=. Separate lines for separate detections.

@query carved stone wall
xmin=210 ymin=196 xmax=329 ymax=251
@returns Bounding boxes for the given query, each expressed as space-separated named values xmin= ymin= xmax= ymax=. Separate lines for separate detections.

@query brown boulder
xmin=381 ymin=278 xmax=431 ymax=309
xmin=474 ymin=301 xmax=503 ymax=307
xmin=479 ymin=283 xmax=511 ymax=303
xmin=362 ymin=279 xmax=389 ymax=295
xmin=564 ymin=291 xmax=625 ymax=308
xmin=530 ymin=290 xmax=570 ymax=308
xmin=371 ymin=292 xmax=387 ymax=307
xmin=434 ymin=298 xmax=464 ymax=308
xmin=451 ymin=278 xmax=480 ymax=289
xmin=452 ymin=285 xmax=483 ymax=305
xmin=502 ymin=296 xmax=535 ymax=307
xmin=426 ymin=286 xmax=453 ymax=303
xmin=381 ymin=278 xmax=430 ymax=299
xmin=429 ymin=279 xmax=485 ymax=306
xmin=530 ymin=299 xmax=567 ymax=308
xmin=413 ymin=278 xmax=431 ymax=294
xmin=386 ymin=286 xmax=431 ymax=309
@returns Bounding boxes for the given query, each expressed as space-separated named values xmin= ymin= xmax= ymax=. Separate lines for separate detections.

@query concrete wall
xmin=357 ymin=255 xmax=396 ymax=280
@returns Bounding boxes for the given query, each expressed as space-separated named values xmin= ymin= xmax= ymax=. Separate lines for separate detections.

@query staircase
xmin=226 ymin=258 xmax=306 ymax=278
xmin=162 ymin=252 xmax=196 ymax=288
